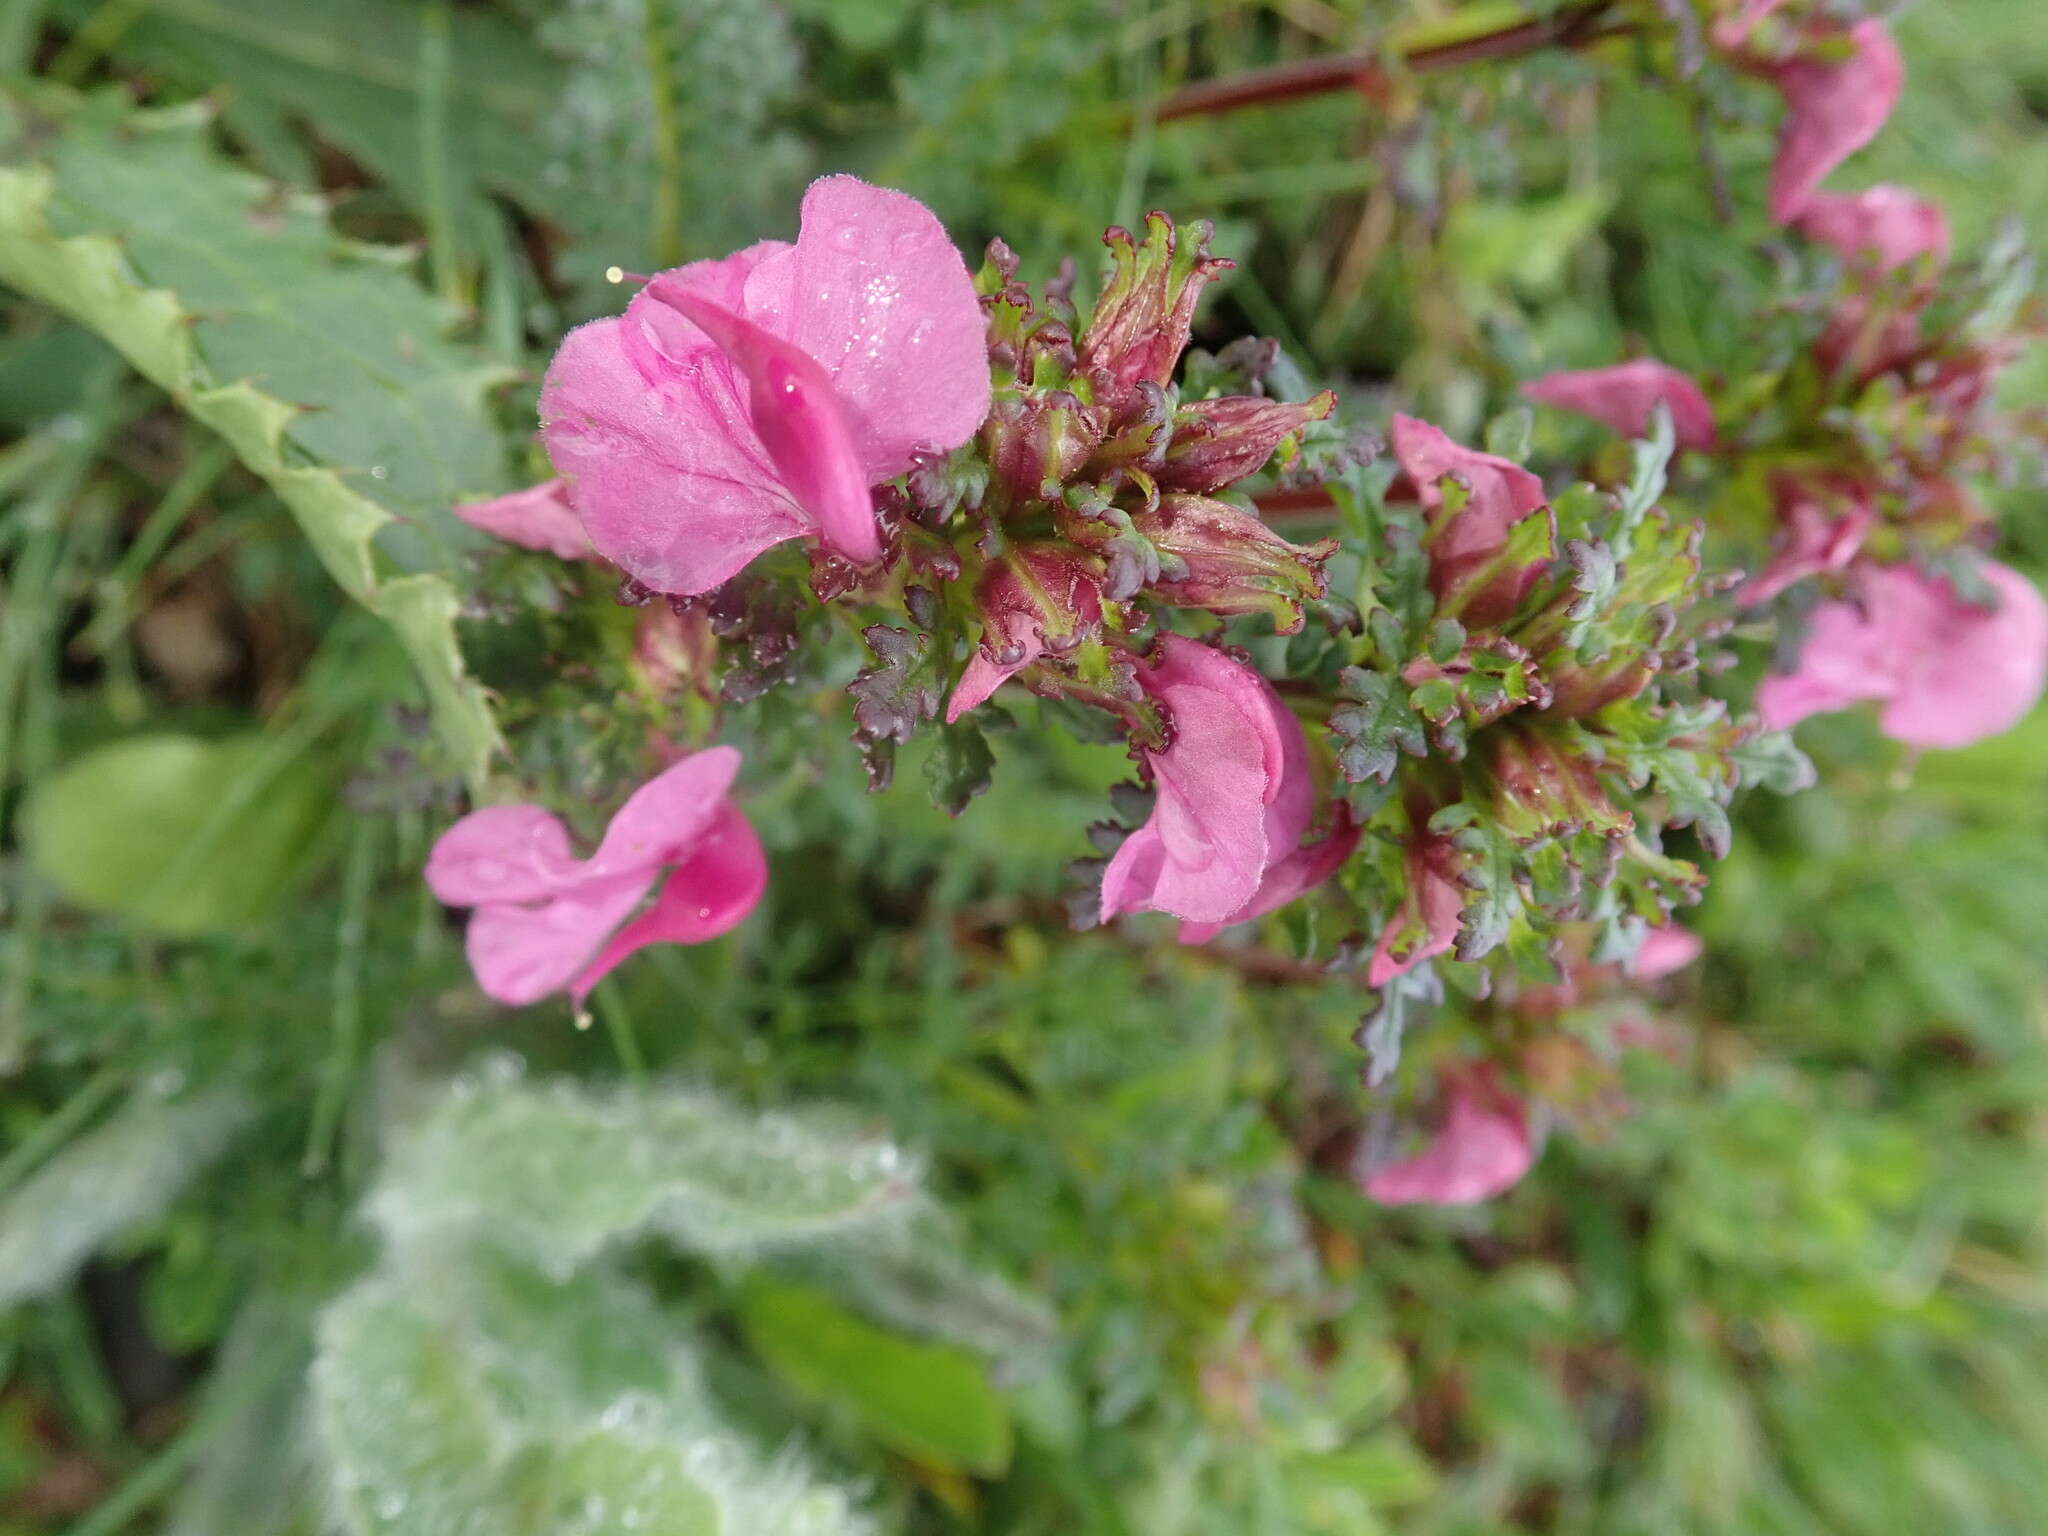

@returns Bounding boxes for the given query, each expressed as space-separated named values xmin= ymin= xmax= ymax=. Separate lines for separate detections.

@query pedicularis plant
xmin=7 ymin=0 xmax=2048 ymax=1531
xmin=443 ymin=0 xmax=2045 ymax=1203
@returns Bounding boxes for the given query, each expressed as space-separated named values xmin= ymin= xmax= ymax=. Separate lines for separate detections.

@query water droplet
xmin=892 ymin=228 xmax=923 ymax=255
xmin=832 ymin=222 xmax=863 ymax=250
xmin=369 ymin=464 xmax=389 ymax=481
xmin=375 ymin=1491 xmax=406 ymax=1521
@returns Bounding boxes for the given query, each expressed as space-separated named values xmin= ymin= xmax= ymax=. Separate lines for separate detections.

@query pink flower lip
xmin=425 ymin=746 xmax=766 ymax=1006
xmin=540 ymin=175 xmax=990 ymax=596
xmin=1758 ymin=559 xmax=2048 ymax=750
xmin=1764 ymin=19 xmax=1905 ymax=224
xmin=1099 ymin=636 xmax=1318 ymax=926
xmin=1522 ymin=358 xmax=1717 ymax=453
xmin=1362 ymin=1065 xmax=1535 ymax=1206
xmin=453 ymin=479 xmax=593 ymax=561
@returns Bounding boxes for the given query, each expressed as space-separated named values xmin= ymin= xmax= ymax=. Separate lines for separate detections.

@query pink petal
xmin=453 ymin=480 xmax=593 ymax=560
xmin=569 ymin=801 xmax=767 ymax=1001
xmin=1178 ymin=812 xmax=1361 ymax=944
xmin=1363 ymin=1068 xmax=1534 ymax=1207
xmin=1765 ymin=20 xmax=1904 ymax=224
xmin=1742 ymin=479 xmax=1874 ymax=605
xmin=1633 ymin=923 xmax=1704 ymax=980
xmin=743 ymin=175 xmax=993 ymax=484
xmin=1759 ymin=560 xmax=2048 ymax=748
xmin=1366 ymin=830 xmax=1465 ymax=988
xmin=645 ymin=279 xmax=881 ymax=565
xmin=464 ymin=872 xmax=655 ymax=1007
xmin=1794 ymin=185 xmax=1950 ymax=271
xmin=540 ymin=312 xmax=805 ymax=595
xmin=1390 ymin=414 xmax=1551 ymax=628
xmin=945 ymin=633 xmax=1042 ymax=723
xmin=1880 ymin=561 xmax=2048 ymax=749
xmin=1100 ymin=638 xmax=1295 ymax=925
xmin=586 ymin=746 xmax=742 ymax=879
xmin=425 ymin=805 xmax=582 ymax=907
xmin=1756 ymin=594 xmax=1897 ymax=731
xmin=1522 ymin=359 xmax=1717 ymax=452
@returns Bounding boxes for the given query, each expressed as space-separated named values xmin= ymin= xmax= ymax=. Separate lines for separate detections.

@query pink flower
xmin=945 ymin=547 xmax=1104 ymax=722
xmin=453 ymin=480 xmax=593 ymax=561
xmin=425 ymin=747 xmax=765 ymax=1006
xmin=1367 ymin=828 xmax=1465 ymax=988
xmin=1390 ymin=415 xmax=1553 ymax=629
xmin=1743 ymin=476 xmax=1875 ymax=604
xmin=1362 ymin=1065 xmax=1535 ymax=1207
xmin=1634 ymin=923 xmax=1704 ymax=980
xmin=1763 ymin=20 xmax=1904 ymax=223
xmin=1178 ymin=810 xmax=1360 ymax=945
xmin=1522 ymin=358 xmax=1717 ymax=452
xmin=540 ymin=176 xmax=990 ymax=596
xmin=1099 ymin=637 xmax=1315 ymax=926
xmin=1758 ymin=559 xmax=2048 ymax=749
xmin=1794 ymin=185 xmax=1950 ymax=272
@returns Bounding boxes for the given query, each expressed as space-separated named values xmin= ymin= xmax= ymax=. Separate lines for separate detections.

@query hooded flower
xmin=1362 ymin=1065 xmax=1535 ymax=1206
xmin=425 ymin=747 xmax=765 ymax=1006
xmin=1099 ymin=636 xmax=1315 ymax=926
xmin=1758 ymin=559 xmax=2048 ymax=749
xmin=1391 ymin=415 xmax=1553 ymax=629
xmin=540 ymin=176 xmax=991 ymax=595
xmin=1761 ymin=19 xmax=1905 ymax=223
xmin=1633 ymin=922 xmax=1704 ymax=980
xmin=1794 ymin=184 xmax=1950 ymax=272
xmin=1743 ymin=475 xmax=1875 ymax=605
xmin=453 ymin=479 xmax=593 ymax=561
xmin=945 ymin=546 xmax=1106 ymax=722
xmin=1522 ymin=358 xmax=1717 ymax=452
xmin=1367 ymin=827 xmax=1465 ymax=988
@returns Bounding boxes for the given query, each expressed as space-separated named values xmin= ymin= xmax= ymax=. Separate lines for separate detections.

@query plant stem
xmin=1151 ymin=2 xmax=1626 ymax=123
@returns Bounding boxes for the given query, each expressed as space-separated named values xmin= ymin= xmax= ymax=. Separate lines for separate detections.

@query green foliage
xmin=0 ymin=1081 xmax=250 ymax=1310
xmin=21 ymin=733 xmax=335 ymax=935
xmin=0 ymin=87 xmax=508 ymax=790
xmin=366 ymin=1071 xmax=922 ymax=1268
xmin=4 ymin=3 xmax=2048 ymax=1535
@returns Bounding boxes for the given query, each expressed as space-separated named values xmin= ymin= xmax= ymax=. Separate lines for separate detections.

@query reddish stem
xmin=1154 ymin=2 xmax=1627 ymax=123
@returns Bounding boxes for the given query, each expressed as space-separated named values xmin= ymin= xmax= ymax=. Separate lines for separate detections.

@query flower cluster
xmin=432 ymin=53 xmax=2044 ymax=1204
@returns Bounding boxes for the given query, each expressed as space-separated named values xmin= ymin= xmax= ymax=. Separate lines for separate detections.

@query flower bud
xmin=1078 ymin=212 xmax=1233 ymax=415
xmin=984 ymin=388 xmax=1108 ymax=505
xmin=1130 ymin=495 xmax=1334 ymax=634
xmin=947 ymin=544 xmax=1107 ymax=720
xmin=1157 ymin=392 xmax=1338 ymax=492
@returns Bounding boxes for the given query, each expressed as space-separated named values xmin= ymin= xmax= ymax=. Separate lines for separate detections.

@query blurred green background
xmin=3 ymin=1 xmax=2048 ymax=1532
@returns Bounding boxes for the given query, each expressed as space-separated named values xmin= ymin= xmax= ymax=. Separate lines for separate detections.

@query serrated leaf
xmin=924 ymin=718 xmax=995 ymax=818
xmin=738 ymin=1278 xmax=1014 ymax=1477
xmin=368 ymin=1075 xmax=920 ymax=1272
xmin=0 ymin=89 xmax=508 ymax=789
xmin=1331 ymin=666 xmax=1428 ymax=786
xmin=0 ymin=1082 xmax=251 ymax=1310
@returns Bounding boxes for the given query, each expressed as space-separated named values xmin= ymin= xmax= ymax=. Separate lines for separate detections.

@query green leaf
xmin=0 ymin=88 xmax=507 ymax=790
xmin=924 ymin=717 xmax=996 ymax=818
xmin=1331 ymin=666 xmax=1428 ymax=787
xmin=0 ymin=1082 xmax=251 ymax=1311
xmin=738 ymin=1278 xmax=1015 ymax=1477
xmin=315 ymin=1252 xmax=873 ymax=1536
xmin=368 ymin=1073 xmax=921 ymax=1271
xmin=21 ymin=734 xmax=334 ymax=936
